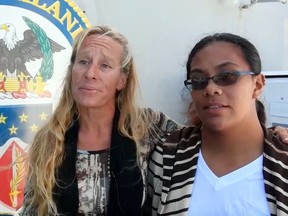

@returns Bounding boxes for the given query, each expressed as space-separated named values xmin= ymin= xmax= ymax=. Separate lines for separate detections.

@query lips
xmin=80 ymin=87 xmax=102 ymax=92
xmin=203 ymin=103 xmax=228 ymax=109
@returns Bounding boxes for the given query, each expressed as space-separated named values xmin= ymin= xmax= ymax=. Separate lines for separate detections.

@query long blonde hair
xmin=23 ymin=25 xmax=148 ymax=215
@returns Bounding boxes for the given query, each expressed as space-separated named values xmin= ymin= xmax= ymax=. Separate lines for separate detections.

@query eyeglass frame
xmin=184 ymin=71 xmax=256 ymax=91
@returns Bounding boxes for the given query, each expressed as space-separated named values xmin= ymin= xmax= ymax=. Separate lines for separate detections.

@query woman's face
xmin=189 ymin=42 xmax=264 ymax=131
xmin=71 ymin=34 xmax=127 ymax=111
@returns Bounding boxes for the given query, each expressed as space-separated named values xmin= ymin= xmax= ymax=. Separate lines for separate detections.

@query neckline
xmin=198 ymin=149 xmax=263 ymax=190
xmin=77 ymin=148 xmax=110 ymax=154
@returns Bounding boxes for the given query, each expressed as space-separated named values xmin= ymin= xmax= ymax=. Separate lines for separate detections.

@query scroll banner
xmin=0 ymin=0 xmax=91 ymax=214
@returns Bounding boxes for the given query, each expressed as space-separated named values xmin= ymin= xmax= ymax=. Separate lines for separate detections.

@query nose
xmin=85 ymin=63 xmax=98 ymax=80
xmin=202 ymin=79 xmax=222 ymax=96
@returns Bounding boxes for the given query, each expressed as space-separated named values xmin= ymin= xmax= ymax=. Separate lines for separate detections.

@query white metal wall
xmin=262 ymin=71 xmax=288 ymax=127
xmin=73 ymin=0 xmax=288 ymax=123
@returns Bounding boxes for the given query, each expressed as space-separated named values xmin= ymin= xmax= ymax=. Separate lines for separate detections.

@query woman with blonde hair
xmin=21 ymin=25 xmax=180 ymax=216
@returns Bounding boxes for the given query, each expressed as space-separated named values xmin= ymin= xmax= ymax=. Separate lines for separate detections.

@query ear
xmin=252 ymin=74 xmax=265 ymax=99
xmin=116 ymin=73 xmax=128 ymax=91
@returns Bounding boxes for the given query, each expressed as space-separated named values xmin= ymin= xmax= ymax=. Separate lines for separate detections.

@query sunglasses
xmin=184 ymin=71 xmax=256 ymax=91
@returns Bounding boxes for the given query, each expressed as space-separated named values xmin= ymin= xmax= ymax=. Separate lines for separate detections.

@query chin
xmin=77 ymin=101 xmax=102 ymax=109
xmin=203 ymin=121 xmax=227 ymax=132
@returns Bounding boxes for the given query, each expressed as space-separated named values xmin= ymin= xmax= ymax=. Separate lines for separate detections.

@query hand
xmin=273 ymin=126 xmax=288 ymax=143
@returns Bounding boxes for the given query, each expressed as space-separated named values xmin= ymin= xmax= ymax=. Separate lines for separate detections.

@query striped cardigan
xmin=147 ymin=126 xmax=288 ymax=216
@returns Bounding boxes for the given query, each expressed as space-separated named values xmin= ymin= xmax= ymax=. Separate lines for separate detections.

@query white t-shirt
xmin=188 ymin=150 xmax=270 ymax=216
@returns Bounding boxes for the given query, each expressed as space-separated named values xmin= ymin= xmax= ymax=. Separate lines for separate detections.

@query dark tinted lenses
xmin=213 ymin=71 xmax=239 ymax=86
xmin=184 ymin=71 xmax=254 ymax=91
xmin=191 ymin=76 xmax=208 ymax=90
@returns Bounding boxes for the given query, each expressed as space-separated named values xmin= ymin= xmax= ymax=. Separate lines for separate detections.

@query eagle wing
xmin=49 ymin=37 xmax=66 ymax=53
xmin=0 ymin=39 xmax=8 ymax=74
xmin=17 ymin=29 xmax=66 ymax=63
xmin=18 ymin=29 xmax=42 ymax=63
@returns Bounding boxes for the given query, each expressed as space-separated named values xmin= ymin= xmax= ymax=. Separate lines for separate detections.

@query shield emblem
xmin=0 ymin=139 xmax=28 ymax=211
xmin=0 ymin=103 xmax=52 ymax=214
xmin=0 ymin=0 xmax=91 ymax=214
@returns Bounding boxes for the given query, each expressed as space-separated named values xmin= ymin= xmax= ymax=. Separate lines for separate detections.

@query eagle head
xmin=0 ymin=23 xmax=19 ymax=51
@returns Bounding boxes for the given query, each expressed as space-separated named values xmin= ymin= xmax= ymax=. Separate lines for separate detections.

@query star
xmin=40 ymin=112 xmax=48 ymax=121
xmin=30 ymin=123 xmax=38 ymax=132
xmin=19 ymin=113 xmax=28 ymax=122
xmin=0 ymin=113 xmax=7 ymax=124
xmin=9 ymin=124 xmax=18 ymax=135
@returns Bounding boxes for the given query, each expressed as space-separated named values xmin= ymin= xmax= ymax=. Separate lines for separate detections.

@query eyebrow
xmin=216 ymin=62 xmax=239 ymax=69
xmin=190 ymin=68 xmax=203 ymax=74
xmin=103 ymin=54 xmax=115 ymax=64
xmin=77 ymin=50 xmax=116 ymax=64
xmin=190 ymin=62 xmax=240 ymax=74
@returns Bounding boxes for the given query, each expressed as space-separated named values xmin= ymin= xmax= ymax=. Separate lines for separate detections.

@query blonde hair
xmin=23 ymin=26 xmax=148 ymax=215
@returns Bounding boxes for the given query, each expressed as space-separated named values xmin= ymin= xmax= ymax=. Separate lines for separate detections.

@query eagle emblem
xmin=0 ymin=16 xmax=65 ymax=99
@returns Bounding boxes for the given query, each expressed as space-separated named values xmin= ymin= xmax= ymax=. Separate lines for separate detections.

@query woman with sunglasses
xmin=147 ymin=33 xmax=288 ymax=215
